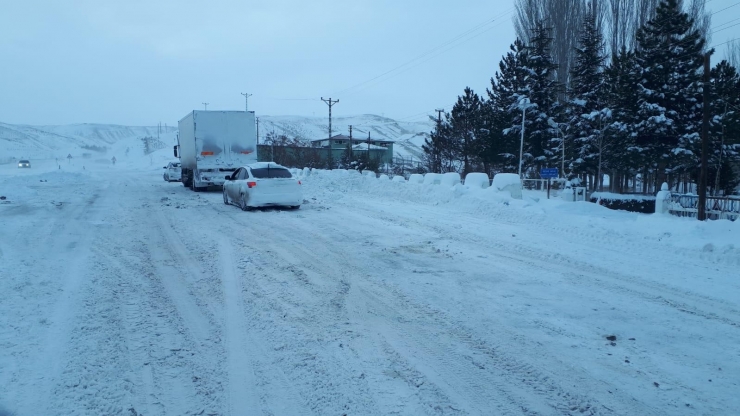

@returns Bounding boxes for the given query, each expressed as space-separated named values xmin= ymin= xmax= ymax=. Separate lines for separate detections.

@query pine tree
xmin=709 ymin=60 xmax=740 ymax=194
xmin=523 ymin=21 xmax=561 ymax=174
xmin=486 ymin=39 xmax=530 ymax=173
xmin=635 ymin=0 xmax=706 ymax=190
xmin=448 ymin=87 xmax=485 ymax=175
xmin=422 ymin=117 xmax=456 ymax=173
xmin=603 ymin=46 xmax=643 ymax=191
xmin=567 ymin=4 xmax=608 ymax=189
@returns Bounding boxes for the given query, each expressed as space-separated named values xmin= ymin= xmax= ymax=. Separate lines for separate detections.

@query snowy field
xmin=1 ymin=152 xmax=739 ymax=416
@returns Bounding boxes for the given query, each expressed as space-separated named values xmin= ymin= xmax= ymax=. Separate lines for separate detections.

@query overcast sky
xmin=1 ymin=0 xmax=738 ymax=126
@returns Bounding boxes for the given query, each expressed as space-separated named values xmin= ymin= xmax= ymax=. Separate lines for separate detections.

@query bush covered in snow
xmin=464 ymin=172 xmax=489 ymax=189
xmin=440 ymin=172 xmax=461 ymax=187
xmin=492 ymin=173 xmax=522 ymax=199
xmin=590 ymin=193 xmax=656 ymax=214
xmin=408 ymin=174 xmax=424 ymax=184
xmin=423 ymin=173 xmax=441 ymax=185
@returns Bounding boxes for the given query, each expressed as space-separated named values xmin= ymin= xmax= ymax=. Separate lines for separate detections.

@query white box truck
xmin=175 ymin=110 xmax=257 ymax=191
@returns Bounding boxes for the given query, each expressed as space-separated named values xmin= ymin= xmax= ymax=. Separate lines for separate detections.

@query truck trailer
xmin=175 ymin=110 xmax=257 ymax=191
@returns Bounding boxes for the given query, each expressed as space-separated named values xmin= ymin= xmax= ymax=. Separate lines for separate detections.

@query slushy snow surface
xmin=1 ymin=155 xmax=739 ymax=415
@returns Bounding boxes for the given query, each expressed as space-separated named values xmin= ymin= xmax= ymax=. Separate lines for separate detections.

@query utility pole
xmin=241 ymin=92 xmax=252 ymax=111
xmin=349 ymin=125 xmax=353 ymax=159
xmin=256 ymin=117 xmax=260 ymax=145
xmin=321 ymin=97 xmax=339 ymax=140
xmin=699 ymin=52 xmax=711 ymax=221
xmin=714 ymin=102 xmax=728 ymax=195
xmin=202 ymin=102 xmax=209 ymax=111
xmin=435 ymin=108 xmax=444 ymax=172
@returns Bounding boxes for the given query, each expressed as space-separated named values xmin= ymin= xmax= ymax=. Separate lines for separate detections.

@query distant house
xmin=310 ymin=134 xmax=394 ymax=164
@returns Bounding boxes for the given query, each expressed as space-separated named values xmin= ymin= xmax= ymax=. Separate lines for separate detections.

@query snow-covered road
xmin=1 ymin=161 xmax=738 ymax=415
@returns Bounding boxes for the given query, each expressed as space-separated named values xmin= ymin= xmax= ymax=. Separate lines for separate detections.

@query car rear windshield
xmin=19 ymin=160 xmax=29 ymax=163
xmin=250 ymin=167 xmax=292 ymax=179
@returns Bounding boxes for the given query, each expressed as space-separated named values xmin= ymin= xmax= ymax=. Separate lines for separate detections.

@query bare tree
xmin=514 ymin=0 xmax=587 ymax=98
xmin=607 ymin=0 xmax=636 ymax=55
xmin=686 ymin=0 xmax=711 ymax=46
xmin=726 ymin=39 xmax=740 ymax=68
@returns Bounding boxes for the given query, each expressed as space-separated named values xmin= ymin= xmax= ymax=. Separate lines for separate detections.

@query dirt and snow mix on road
xmin=0 ymin=159 xmax=738 ymax=415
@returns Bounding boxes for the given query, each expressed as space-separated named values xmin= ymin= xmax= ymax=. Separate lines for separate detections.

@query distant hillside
xmin=0 ymin=122 xmax=176 ymax=160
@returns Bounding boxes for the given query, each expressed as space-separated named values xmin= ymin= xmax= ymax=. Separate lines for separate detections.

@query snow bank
xmin=464 ymin=172 xmax=490 ymax=189
xmin=440 ymin=172 xmax=461 ymax=187
xmin=392 ymin=175 xmax=406 ymax=183
xmin=378 ymin=174 xmax=389 ymax=181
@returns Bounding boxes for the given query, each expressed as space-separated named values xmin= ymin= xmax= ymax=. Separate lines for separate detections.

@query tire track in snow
xmin=152 ymin=209 xmax=215 ymax=346
xmin=26 ymin=191 xmax=108 ymax=415
xmin=219 ymin=239 xmax=262 ymax=415
xmin=213 ymin=203 xmax=602 ymax=415
xmin=203 ymin=203 xmax=382 ymax=414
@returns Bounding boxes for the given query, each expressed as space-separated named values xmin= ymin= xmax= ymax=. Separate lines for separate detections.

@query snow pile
xmin=392 ymin=175 xmax=406 ymax=183
xmin=464 ymin=172 xmax=490 ymax=189
xmin=378 ymin=174 xmax=389 ymax=181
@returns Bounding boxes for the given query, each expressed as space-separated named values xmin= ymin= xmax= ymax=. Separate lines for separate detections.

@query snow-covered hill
xmin=0 ymin=114 xmax=433 ymax=162
xmin=0 ymin=122 xmax=177 ymax=161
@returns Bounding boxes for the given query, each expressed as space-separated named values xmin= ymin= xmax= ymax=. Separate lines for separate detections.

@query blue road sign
xmin=540 ymin=168 xmax=559 ymax=179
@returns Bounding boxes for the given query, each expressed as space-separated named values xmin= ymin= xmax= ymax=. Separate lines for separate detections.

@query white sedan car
xmin=163 ymin=162 xmax=181 ymax=182
xmin=223 ymin=162 xmax=302 ymax=210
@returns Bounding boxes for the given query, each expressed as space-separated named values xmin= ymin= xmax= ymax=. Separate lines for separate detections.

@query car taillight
xmin=247 ymin=181 xmax=257 ymax=188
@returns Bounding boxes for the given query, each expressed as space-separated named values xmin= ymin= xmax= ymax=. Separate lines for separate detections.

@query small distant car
xmin=223 ymin=162 xmax=302 ymax=211
xmin=18 ymin=160 xmax=31 ymax=168
xmin=163 ymin=162 xmax=181 ymax=182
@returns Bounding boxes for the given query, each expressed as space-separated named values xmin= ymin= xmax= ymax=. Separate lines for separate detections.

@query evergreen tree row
xmin=423 ymin=0 xmax=740 ymax=194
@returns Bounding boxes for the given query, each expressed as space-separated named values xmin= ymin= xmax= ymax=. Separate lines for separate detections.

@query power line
xmin=332 ymin=8 xmax=515 ymax=97
xmin=712 ymin=16 xmax=740 ymax=31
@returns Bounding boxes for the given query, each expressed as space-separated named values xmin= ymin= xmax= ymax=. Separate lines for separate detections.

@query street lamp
xmin=517 ymin=98 xmax=534 ymax=179
xmin=548 ymin=117 xmax=565 ymax=178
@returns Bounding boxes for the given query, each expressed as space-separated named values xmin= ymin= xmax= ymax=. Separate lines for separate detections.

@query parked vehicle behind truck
xmin=175 ymin=110 xmax=257 ymax=191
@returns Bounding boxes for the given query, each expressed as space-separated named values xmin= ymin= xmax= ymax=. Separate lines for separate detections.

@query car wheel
xmin=164 ymin=173 xmax=168 ymax=181
xmin=240 ymin=194 xmax=250 ymax=211
xmin=223 ymin=188 xmax=229 ymax=205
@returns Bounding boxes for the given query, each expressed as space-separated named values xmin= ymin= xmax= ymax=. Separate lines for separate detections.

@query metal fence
xmin=668 ymin=194 xmax=740 ymax=221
